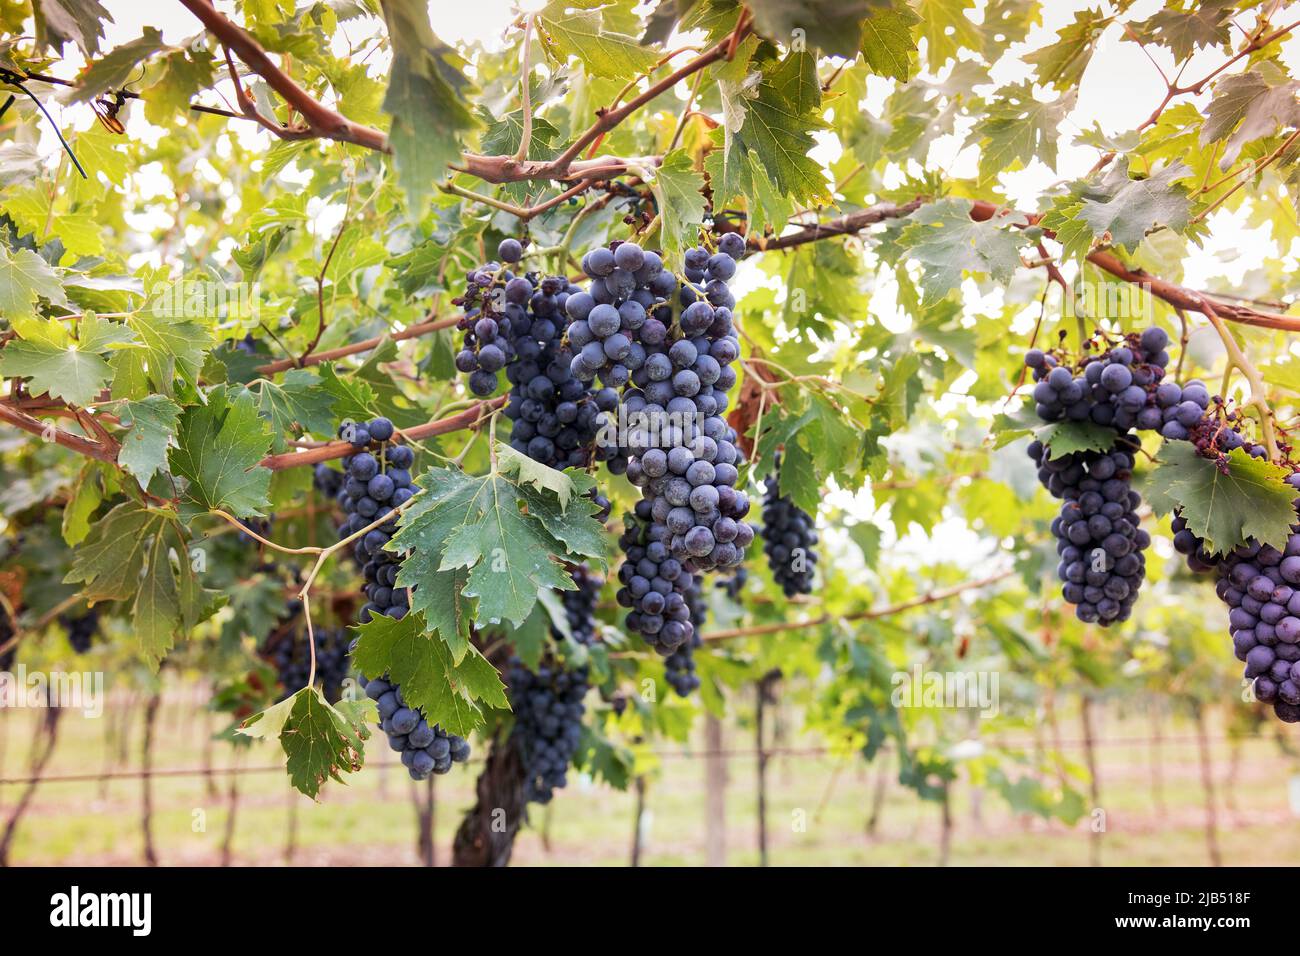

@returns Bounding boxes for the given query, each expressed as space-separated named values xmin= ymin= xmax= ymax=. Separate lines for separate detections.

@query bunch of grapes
xmin=582 ymin=237 xmax=752 ymax=651
xmin=61 ymin=607 xmax=100 ymax=654
xmin=506 ymin=565 xmax=602 ymax=804
xmin=262 ymin=602 xmax=350 ymax=703
xmin=362 ymin=671 xmax=471 ymax=779
xmin=453 ymin=239 xmax=530 ymax=398
xmin=1044 ymin=437 xmax=1151 ymax=625
xmin=332 ymin=417 xmax=416 ymax=620
xmin=616 ymin=502 xmax=699 ymax=654
xmin=1025 ymin=327 xmax=1174 ymax=433
xmin=0 ymin=603 xmax=14 ymax=672
xmin=718 ymin=565 xmax=748 ymax=602
xmin=760 ymin=465 xmax=818 ymax=596
xmin=1216 ymin=517 xmax=1300 ymax=723
xmin=567 ymin=240 xmax=678 ymax=387
xmin=664 ymin=574 xmax=708 ymax=697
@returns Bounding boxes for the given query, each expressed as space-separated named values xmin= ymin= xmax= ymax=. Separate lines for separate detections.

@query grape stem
xmin=1197 ymin=295 xmax=1279 ymax=462
xmin=513 ymin=15 xmax=536 ymax=164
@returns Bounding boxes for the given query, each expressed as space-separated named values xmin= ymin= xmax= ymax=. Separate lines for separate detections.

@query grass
xmin=2 ymin=683 xmax=1298 ymax=866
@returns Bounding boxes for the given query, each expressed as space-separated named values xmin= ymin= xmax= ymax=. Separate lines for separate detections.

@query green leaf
xmin=392 ymin=463 xmax=607 ymax=632
xmin=896 ymin=198 xmax=1023 ymax=302
xmin=744 ymin=0 xmax=879 ymax=60
xmin=64 ymin=502 xmax=210 ymax=667
xmin=1024 ymin=8 xmax=1109 ymax=89
xmin=119 ymin=395 xmax=182 ymax=489
xmin=142 ymin=47 xmax=216 ymax=126
xmin=61 ymin=462 xmax=103 ymax=546
xmin=1136 ymin=0 xmax=1234 ymax=61
xmin=169 ymin=385 xmax=273 ymax=518
xmin=859 ymin=5 xmax=920 ymax=81
xmin=1200 ymin=68 xmax=1300 ymax=168
xmin=539 ymin=1 xmax=659 ymax=78
xmin=0 ymin=338 xmax=112 ymax=407
xmin=722 ymin=51 xmax=831 ymax=207
xmin=496 ymin=442 xmax=578 ymax=509
xmin=967 ymin=83 xmax=1076 ymax=185
xmin=1037 ymin=421 xmax=1118 ymax=460
xmin=240 ymin=687 xmax=369 ymax=800
xmin=36 ymin=0 xmax=114 ymax=56
xmin=917 ymin=0 xmax=980 ymax=65
xmin=650 ymin=149 xmax=706 ymax=259
xmin=351 ymin=612 xmax=506 ymax=737
xmin=1145 ymin=442 xmax=1297 ymax=554
xmin=126 ymin=309 xmax=211 ymax=394
xmin=1076 ymin=160 xmax=1192 ymax=252
xmin=0 ymin=246 xmax=67 ymax=320
xmin=255 ymin=368 xmax=339 ymax=450
xmin=64 ymin=501 xmax=156 ymax=602
xmin=379 ymin=0 xmax=478 ymax=206
xmin=65 ymin=27 xmax=167 ymax=104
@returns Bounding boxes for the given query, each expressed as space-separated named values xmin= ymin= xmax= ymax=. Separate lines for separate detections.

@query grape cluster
xmin=1216 ymin=513 xmax=1300 ymax=723
xmin=616 ymin=502 xmax=700 ymax=654
xmin=589 ymin=239 xmax=753 ymax=651
xmin=663 ymin=574 xmax=708 ymax=697
xmin=506 ymin=565 xmax=602 ymax=804
xmin=61 ymin=607 xmax=100 ymax=654
xmin=1043 ymin=437 xmax=1151 ymax=625
xmin=453 ymin=238 xmax=531 ymax=397
xmin=761 ymin=466 xmax=818 ymax=596
xmin=362 ymin=671 xmax=471 ymax=779
xmin=1025 ymin=327 xmax=1173 ymax=432
xmin=0 ymin=603 xmax=14 ymax=672
xmin=567 ymin=240 xmax=678 ymax=387
xmin=331 ymin=417 xmax=416 ymax=620
xmin=263 ymin=602 xmax=350 ymax=703
xmin=718 ymin=565 xmax=748 ymax=602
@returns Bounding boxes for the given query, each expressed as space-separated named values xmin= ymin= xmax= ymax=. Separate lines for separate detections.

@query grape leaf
xmin=61 ymin=462 xmax=103 ymax=546
xmin=859 ymin=5 xmax=919 ymax=82
xmin=1200 ymin=67 xmax=1300 ymax=169
xmin=967 ymin=83 xmax=1076 ymax=185
xmin=255 ymin=368 xmax=339 ymax=450
xmin=239 ymin=687 xmax=369 ymax=799
xmin=65 ymin=27 xmax=166 ymax=104
xmin=119 ymin=395 xmax=182 ymax=489
xmin=142 ymin=47 xmax=215 ymax=126
xmin=723 ymin=51 xmax=831 ymax=207
xmin=392 ymin=463 xmax=607 ymax=633
xmin=1135 ymin=0 xmax=1233 ymax=61
xmin=1037 ymin=421 xmax=1118 ymax=460
xmin=126 ymin=309 xmax=211 ymax=395
xmin=1024 ymin=8 xmax=1110 ymax=89
xmin=0 ymin=246 xmax=67 ymax=320
xmin=379 ymin=0 xmax=477 ymax=205
xmin=1075 ymin=160 xmax=1192 ymax=253
xmin=350 ymin=612 xmax=507 ymax=736
xmin=1145 ymin=442 xmax=1296 ymax=554
xmin=63 ymin=501 xmax=157 ymax=603
xmin=917 ymin=0 xmax=980 ymax=65
xmin=539 ymin=1 xmax=659 ymax=78
xmin=744 ymin=0 xmax=879 ymax=60
xmin=0 ymin=338 xmax=111 ymax=407
xmin=36 ymin=0 xmax=114 ymax=56
xmin=895 ymin=198 xmax=1023 ymax=302
xmin=64 ymin=501 xmax=215 ymax=666
xmin=650 ymin=149 xmax=706 ymax=259
xmin=169 ymin=385 xmax=274 ymax=518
